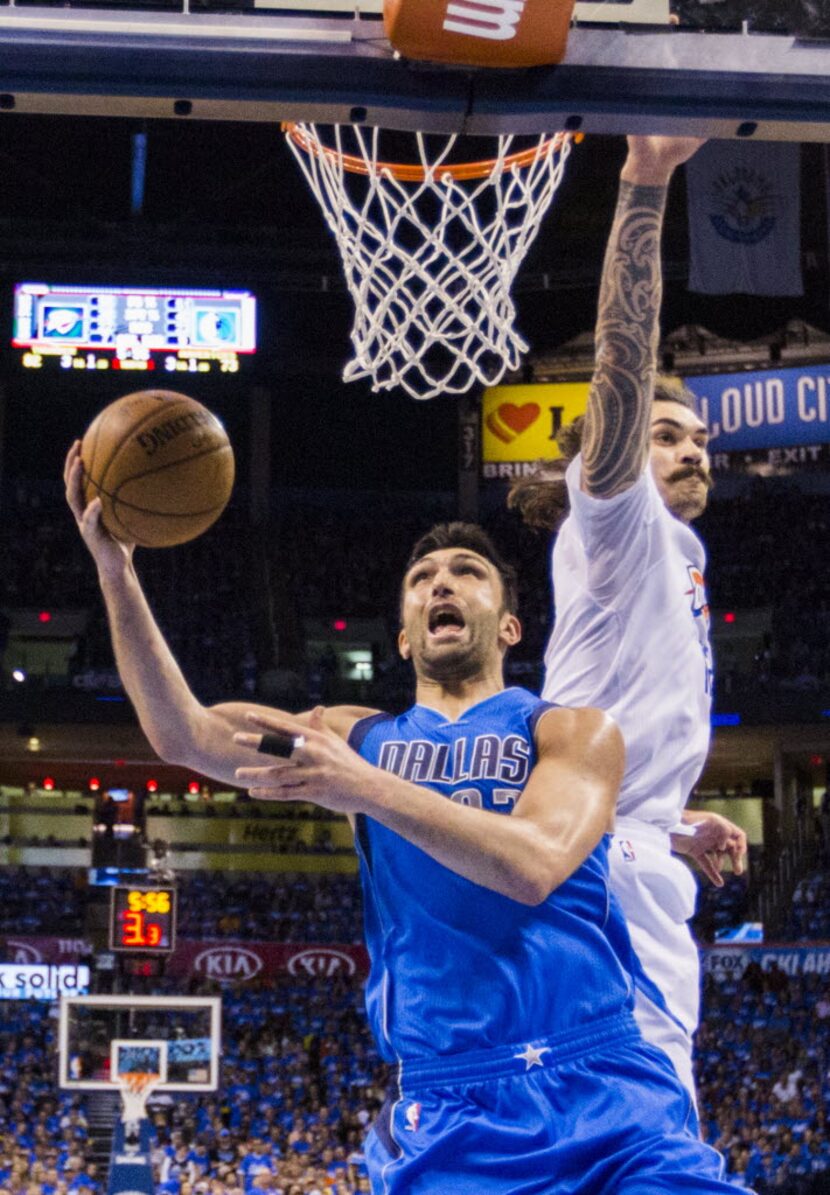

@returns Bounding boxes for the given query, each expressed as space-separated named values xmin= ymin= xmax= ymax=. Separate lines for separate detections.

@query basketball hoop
xmin=119 ymin=1072 xmax=160 ymax=1126
xmin=283 ymin=124 xmax=577 ymax=400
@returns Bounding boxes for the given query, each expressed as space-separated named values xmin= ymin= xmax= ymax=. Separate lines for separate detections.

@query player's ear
xmin=398 ymin=627 xmax=412 ymax=660
xmin=498 ymin=612 xmax=522 ymax=650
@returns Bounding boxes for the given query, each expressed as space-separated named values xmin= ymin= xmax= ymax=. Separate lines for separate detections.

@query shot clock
xmin=109 ymin=886 xmax=177 ymax=954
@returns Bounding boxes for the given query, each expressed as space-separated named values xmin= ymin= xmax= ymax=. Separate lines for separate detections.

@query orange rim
xmin=282 ymin=123 xmax=573 ymax=182
xmin=122 ymin=1072 xmax=158 ymax=1092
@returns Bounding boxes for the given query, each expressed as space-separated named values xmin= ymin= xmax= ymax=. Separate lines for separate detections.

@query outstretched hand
xmin=622 ymin=135 xmax=706 ymax=186
xmin=671 ymin=810 xmax=748 ymax=887
xmin=234 ymin=708 xmax=380 ymax=816
xmin=64 ymin=441 xmax=135 ymax=576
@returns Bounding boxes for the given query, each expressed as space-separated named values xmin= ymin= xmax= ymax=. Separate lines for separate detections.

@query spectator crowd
xmin=0 ymin=866 xmax=829 ymax=1191
xmin=3 ymin=455 xmax=830 ymax=1192
xmin=4 ymin=474 xmax=830 ymax=710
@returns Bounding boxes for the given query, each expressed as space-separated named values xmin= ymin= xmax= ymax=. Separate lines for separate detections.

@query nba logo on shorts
xmin=404 ymin=1102 xmax=421 ymax=1132
xmin=619 ymin=840 xmax=636 ymax=862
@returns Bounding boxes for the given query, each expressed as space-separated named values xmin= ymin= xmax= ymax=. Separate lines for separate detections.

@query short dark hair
xmin=507 ymin=375 xmax=701 ymax=531
xmin=404 ymin=522 xmax=519 ymax=615
xmin=652 ymin=376 xmax=699 ymax=410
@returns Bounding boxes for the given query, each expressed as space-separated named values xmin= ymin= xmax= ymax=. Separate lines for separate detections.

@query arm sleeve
xmin=565 ymin=453 xmax=666 ymax=607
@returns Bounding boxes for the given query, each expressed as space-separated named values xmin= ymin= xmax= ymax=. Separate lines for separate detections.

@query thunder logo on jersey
xmin=686 ymin=564 xmax=714 ymax=696
xmin=686 ymin=565 xmax=709 ymax=629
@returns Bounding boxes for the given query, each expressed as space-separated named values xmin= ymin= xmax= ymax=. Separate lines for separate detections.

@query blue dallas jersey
xmin=349 ymin=687 xmax=637 ymax=1065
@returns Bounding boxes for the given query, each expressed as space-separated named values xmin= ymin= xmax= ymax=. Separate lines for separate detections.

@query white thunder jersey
xmin=543 ymin=455 xmax=713 ymax=1098
xmin=543 ymin=455 xmax=713 ymax=831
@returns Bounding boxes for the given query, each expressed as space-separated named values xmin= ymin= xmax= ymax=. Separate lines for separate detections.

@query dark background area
xmin=0 ymin=117 xmax=826 ymax=493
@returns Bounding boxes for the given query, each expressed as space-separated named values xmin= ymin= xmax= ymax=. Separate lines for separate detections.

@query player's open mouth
xmin=428 ymin=605 xmax=466 ymax=638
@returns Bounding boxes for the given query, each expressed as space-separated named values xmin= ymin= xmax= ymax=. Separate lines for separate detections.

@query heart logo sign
xmin=485 ymin=403 xmax=540 ymax=444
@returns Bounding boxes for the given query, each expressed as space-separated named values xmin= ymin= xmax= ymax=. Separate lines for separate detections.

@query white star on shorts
xmin=514 ymin=1044 xmax=551 ymax=1070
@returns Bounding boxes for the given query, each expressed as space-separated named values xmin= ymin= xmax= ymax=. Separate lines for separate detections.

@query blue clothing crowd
xmin=1 ymin=907 xmax=829 ymax=1191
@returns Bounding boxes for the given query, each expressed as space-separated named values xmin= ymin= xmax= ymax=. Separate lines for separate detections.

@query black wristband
xmin=257 ymin=731 xmax=302 ymax=758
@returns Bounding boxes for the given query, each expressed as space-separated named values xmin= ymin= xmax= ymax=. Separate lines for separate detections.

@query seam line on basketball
xmin=96 ymin=395 xmax=202 ymax=497
xmin=110 ymin=443 xmax=233 ymax=498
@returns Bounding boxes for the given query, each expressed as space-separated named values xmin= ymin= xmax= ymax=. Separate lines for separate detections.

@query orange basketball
xmin=80 ymin=390 xmax=235 ymax=548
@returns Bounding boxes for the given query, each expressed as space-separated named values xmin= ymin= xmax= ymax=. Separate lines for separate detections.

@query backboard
xmin=110 ymin=1039 xmax=169 ymax=1086
xmin=0 ymin=0 xmax=829 ymax=138
xmin=58 ymin=995 xmax=221 ymax=1093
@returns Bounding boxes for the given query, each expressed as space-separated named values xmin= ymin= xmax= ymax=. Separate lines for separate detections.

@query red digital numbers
xmin=122 ymin=909 xmax=145 ymax=947
xmin=120 ymin=909 xmax=165 ymax=948
xmin=111 ymin=887 xmax=175 ymax=953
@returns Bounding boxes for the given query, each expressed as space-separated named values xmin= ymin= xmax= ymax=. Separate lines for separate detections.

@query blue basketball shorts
xmin=365 ymin=1011 xmax=747 ymax=1195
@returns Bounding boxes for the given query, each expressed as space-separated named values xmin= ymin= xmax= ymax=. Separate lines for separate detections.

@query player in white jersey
xmin=509 ymin=135 xmax=748 ymax=1101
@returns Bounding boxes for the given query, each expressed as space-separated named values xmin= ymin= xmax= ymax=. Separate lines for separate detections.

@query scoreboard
xmin=109 ymin=885 xmax=177 ymax=954
xmin=12 ymin=282 xmax=256 ymax=375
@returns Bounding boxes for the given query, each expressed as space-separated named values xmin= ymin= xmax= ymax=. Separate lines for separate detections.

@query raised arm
xmin=234 ymin=705 xmax=624 ymax=906
xmin=64 ymin=440 xmax=373 ymax=783
xmin=581 ymin=136 xmax=704 ymax=498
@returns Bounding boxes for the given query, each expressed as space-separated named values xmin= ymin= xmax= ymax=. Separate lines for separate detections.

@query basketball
xmin=80 ymin=389 xmax=235 ymax=548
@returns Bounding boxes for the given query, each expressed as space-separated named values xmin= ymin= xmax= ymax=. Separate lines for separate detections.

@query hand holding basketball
xmin=71 ymin=390 xmax=235 ymax=549
xmin=65 ymin=440 xmax=135 ymax=575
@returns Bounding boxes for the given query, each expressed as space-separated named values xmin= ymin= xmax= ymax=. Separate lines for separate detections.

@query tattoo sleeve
xmin=581 ymin=180 xmax=669 ymax=497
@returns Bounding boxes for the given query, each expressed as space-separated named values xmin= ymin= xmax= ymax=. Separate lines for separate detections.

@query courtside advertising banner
xmin=480 ymin=369 xmax=830 ymax=480
xmin=3 ymin=937 xmax=370 ymax=981
xmin=165 ymin=941 xmax=370 ymax=983
xmin=0 ymin=963 xmax=90 ymax=999
xmin=481 ymin=382 xmax=590 ymax=480
xmin=686 ymin=365 xmax=830 ymax=453
xmin=702 ymin=944 xmax=830 ymax=979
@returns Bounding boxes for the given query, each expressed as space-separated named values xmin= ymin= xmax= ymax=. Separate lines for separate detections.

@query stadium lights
xmin=186 ymin=781 xmax=200 ymax=795
xmin=12 ymin=669 xmax=26 ymax=683
xmin=42 ymin=777 xmax=56 ymax=791
xmin=38 ymin=611 xmax=52 ymax=623
xmin=88 ymin=777 xmax=101 ymax=792
xmin=146 ymin=779 xmax=159 ymax=793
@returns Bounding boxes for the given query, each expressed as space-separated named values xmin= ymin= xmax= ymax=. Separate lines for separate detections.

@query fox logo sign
xmin=383 ymin=0 xmax=574 ymax=69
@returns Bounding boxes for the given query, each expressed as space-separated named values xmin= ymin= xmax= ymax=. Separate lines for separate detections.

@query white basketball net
xmin=284 ymin=125 xmax=574 ymax=400
xmin=119 ymin=1073 xmax=159 ymax=1125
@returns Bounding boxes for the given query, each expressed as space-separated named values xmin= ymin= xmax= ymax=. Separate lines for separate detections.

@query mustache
xmin=667 ymin=465 xmax=714 ymax=490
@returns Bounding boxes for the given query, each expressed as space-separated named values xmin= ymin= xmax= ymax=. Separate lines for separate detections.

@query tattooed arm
xmin=581 ymin=137 xmax=704 ymax=498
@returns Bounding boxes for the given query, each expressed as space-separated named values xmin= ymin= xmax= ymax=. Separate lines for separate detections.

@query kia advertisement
xmin=1 ymin=938 xmax=369 ymax=983
xmin=167 ymin=941 xmax=369 ymax=983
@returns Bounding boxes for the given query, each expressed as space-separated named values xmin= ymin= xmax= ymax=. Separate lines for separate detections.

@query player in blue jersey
xmin=65 ymin=447 xmax=746 ymax=1191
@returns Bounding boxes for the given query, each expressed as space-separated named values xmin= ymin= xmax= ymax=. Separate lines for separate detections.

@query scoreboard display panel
xmin=109 ymin=885 xmax=177 ymax=954
xmin=13 ymin=282 xmax=256 ymax=375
